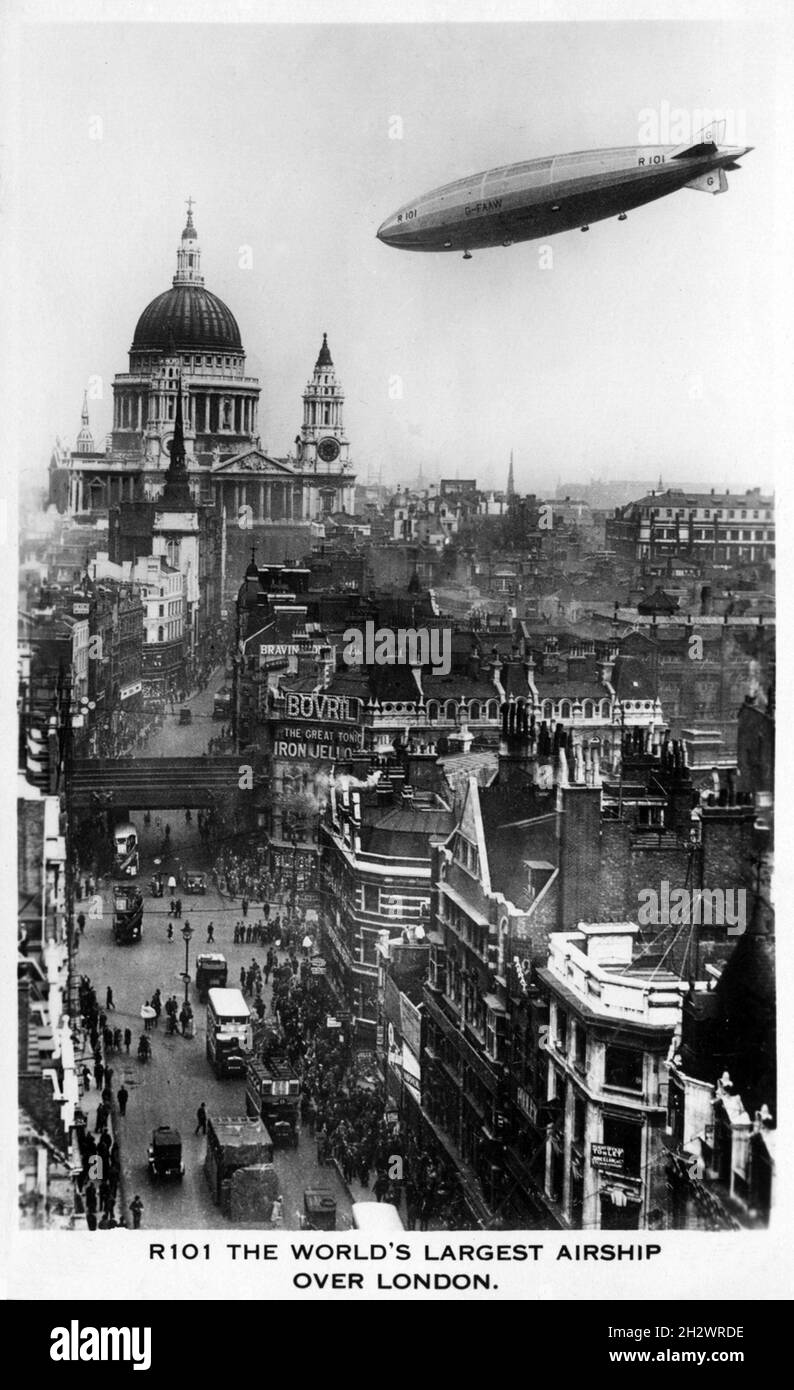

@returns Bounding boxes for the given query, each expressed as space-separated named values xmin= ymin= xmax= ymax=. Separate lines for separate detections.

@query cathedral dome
xmin=132 ymin=285 xmax=243 ymax=354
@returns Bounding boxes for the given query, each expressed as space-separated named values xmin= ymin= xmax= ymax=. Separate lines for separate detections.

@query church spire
xmin=173 ymin=198 xmax=204 ymax=287
xmin=161 ymin=374 xmax=194 ymax=509
xmin=507 ymin=449 xmax=515 ymax=499
xmin=76 ymin=391 xmax=95 ymax=454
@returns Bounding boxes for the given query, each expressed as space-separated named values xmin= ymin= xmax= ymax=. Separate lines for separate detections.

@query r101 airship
xmin=377 ymin=121 xmax=752 ymax=257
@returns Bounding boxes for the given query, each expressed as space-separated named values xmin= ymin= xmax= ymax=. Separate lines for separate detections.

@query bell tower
xmin=298 ymin=333 xmax=350 ymax=472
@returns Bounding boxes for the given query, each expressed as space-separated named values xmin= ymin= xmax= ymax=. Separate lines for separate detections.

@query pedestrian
xmin=105 ymin=986 xmax=115 ymax=1011
xmin=167 ymin=922 xmax=174 ymax=942
xmin=82 ymin=1064 xmax=91 ymax=1092
xmin=152 ymin=989 xmax=162 ymax=1026
xmin=270 ymin=1195 xmax=284 ymax=1229
xmin=104 ymin=1065 xmax=114 ymax=1090
xmin=168 ymin=875 xmax=177 ymax=896
xmin=169 ymin=898 xmax=176 ymax=918
xmin=77 ymin=911 xmax=86 ymax=936
xmin=143 ymin=1000 xmax=153 ymax=1032
xmin=113 ymin=1027 xmax=122 ymax=1051
xmin=179 ymin=1005 xmax=189 ymax=1036
xmin=123 ymin=1027 xmax=131 ymax=1053
xmin=95 ymin=1101 xmax=108 ymax=1133
xmin=207 ymin=922 xmax=214 ymax=944
xmin=93 ymin=1060 xmax=105 ymax=1091
xmin=195 ymin=1102 xmax=207 ymax=1135
xmin=129 ymin=1194 xmax=144 ymax=1230
xmin=175 ymin=899 xmax=182 ymax=919
xmin=241 ymin=897 xmax=248 ymax=918
xmin=117 ymin=1085 xmax=129 ymax=1117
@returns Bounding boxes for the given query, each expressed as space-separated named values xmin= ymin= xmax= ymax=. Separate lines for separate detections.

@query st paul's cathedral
xmin=49 ymin=204 xmax=357 ymax=555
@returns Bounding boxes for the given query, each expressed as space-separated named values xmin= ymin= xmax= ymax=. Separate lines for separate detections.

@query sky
xmin=8 ymin=14 xmax=789 ymax=496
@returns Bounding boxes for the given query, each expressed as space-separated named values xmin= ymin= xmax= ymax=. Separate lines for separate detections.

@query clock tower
xmin=297 ymin=333 xmax=351 ymax=473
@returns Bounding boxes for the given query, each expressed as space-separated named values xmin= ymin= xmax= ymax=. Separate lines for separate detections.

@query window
xmin=604 ymin=1045 xmax=643 ymax=1092
xmin=572 ymin=1092 xmax=586 ymax=1147
xmin=157 ymin=626 xmax=164 ymax=643
xmin=363 ymin=883 xmax=378 ymax=913
xmin=554 ymin=1007 xmax=567 ymax=1053
xmin=573 ymin=1022 xmax=587 ymax=1072
xmin=602 ymin=1114 xmax=643 ymax=1176
xmin=485 ymin=1008 xmax=506 ymax=1063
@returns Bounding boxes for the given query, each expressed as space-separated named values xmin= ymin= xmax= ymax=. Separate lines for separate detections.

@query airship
xmin=376 ymin=121 xmax=752 ymax=257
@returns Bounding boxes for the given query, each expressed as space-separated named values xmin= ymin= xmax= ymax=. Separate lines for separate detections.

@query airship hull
xmin=377 ymin=140 xmax=751 ymax=253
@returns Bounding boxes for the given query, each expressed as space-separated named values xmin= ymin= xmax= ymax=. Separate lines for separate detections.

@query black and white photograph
xmin=5 ymin=0 xmax=792 ymax=1320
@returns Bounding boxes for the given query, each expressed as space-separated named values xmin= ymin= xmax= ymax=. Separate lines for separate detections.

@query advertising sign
xmin=591 ymin=1143 xmax=625 ymax=1174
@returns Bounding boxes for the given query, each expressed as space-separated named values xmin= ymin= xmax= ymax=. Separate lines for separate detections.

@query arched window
xmin=543 ymin=700 xmax=554 ymax=720
xmin=426 ymin=702 xmax=439 ymax=722
xmin=583 ymin=700 xmax=594 ymax=719
xmin=486 ymin=700 xmax=498 ymax=721
xmin=445 ymin=700 xmax=457 ymax=722
xmin=469 ymin=701 xmax=480 ymax=721
xmin=560 ymin=700 xmax=571 ymax=720
xmin=601 ymin=698 xmax=611 ymax=719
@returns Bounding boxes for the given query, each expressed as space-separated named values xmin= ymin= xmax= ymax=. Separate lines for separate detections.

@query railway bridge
xmin=70 ymin=756 xmax=252 ymax=811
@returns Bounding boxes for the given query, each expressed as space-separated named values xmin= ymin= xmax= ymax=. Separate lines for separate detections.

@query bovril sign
xmin=283 ymin=692 xmax=361 ymax=724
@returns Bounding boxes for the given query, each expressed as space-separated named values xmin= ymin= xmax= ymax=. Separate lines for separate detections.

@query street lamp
xmin=181 ymin=922 xmax=194 ymax=1003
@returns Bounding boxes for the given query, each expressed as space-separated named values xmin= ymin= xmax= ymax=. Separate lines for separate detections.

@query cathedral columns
xmin=258 ymin=483 xmax=265 ymax=521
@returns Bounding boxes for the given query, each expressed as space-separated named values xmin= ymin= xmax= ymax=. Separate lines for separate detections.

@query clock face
xmin=317 ymin=436 xmax=341 ymax=464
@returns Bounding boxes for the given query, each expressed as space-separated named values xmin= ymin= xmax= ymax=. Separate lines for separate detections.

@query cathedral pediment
xmin=211 ymin=449 xmax=296 ymax=477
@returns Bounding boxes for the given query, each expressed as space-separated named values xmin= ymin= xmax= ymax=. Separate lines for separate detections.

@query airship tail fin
xmin=685 ymin=168 xmax=729 ymax=195
xmin=670 ymin=119 xmax=727 ymax=159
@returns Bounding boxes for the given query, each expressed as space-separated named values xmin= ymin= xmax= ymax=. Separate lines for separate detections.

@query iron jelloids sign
xmin=272 ymin=691 xmax=363 ymax=761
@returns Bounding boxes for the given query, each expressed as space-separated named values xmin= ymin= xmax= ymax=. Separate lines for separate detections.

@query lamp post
xmin=181 ymin=922 xmax=194 ymax=1003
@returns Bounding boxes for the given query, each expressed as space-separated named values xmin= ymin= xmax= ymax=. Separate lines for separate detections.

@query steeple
xmin=161 ymin=375 xmax=195 ymax=509
xmin=173 ymin=198 xmax=204 ymax=287
xmin=315 ymin=332 xmax=334 ymax=370
xmin=507 ymin=449 xmax=515 ymax=499
xmin=76 ymin=391 xmax=95 ymax=454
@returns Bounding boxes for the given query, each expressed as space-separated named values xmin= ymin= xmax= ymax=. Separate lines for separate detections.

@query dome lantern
xmin=174 ymin=197 xmax=204 ymax=287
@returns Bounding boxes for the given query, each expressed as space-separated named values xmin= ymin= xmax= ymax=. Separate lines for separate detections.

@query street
xmin=75 ymin=674 xmax=353 ymax=1231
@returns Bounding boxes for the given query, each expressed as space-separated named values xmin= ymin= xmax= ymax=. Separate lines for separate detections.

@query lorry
xmin=206 ymin=987 xmax=251 ymax=1078
xmin=204 ymin=1115 xmax=273 ymax=1210
xmin=245 ymin=1058 xmax=301 ymax=1147
xmin=112 ymin=882 xmax=144 ymax=944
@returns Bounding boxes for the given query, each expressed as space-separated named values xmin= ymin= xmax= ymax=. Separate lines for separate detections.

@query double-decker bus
xmin=206 ymin=988 xmax=252 ymax=1078
xmin=113 ymin=820 xmax=139 ymax=876
xmin=112 ymin=882 xmax=144 ymax=944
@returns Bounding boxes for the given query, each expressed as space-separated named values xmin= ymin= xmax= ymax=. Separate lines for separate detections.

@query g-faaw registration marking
xmin=50 ymin=1321 xmax=152 ymax=1371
